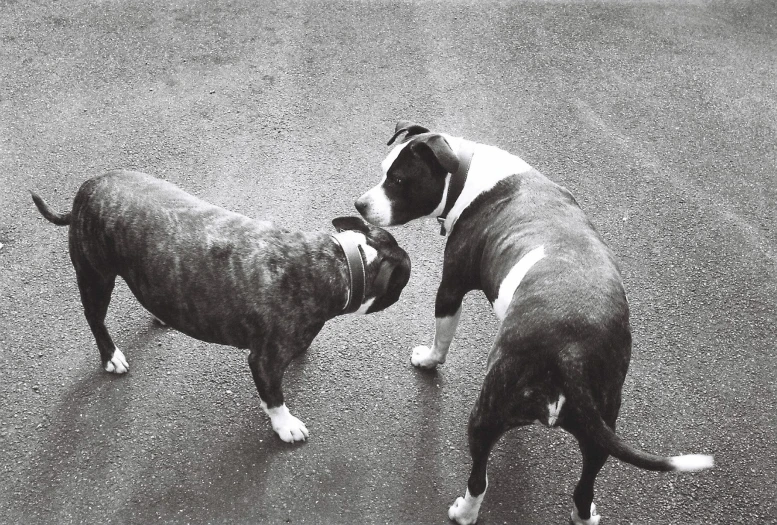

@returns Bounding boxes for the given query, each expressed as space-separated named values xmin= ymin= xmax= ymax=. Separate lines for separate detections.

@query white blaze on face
xmin=380 ymin=141 xmax=409 ymax=176
xmin=357 ymin=177 xmax=392 ymax=226
xmin=492 ymin=245 xmax=546 ymax=321
xmin=357 ymin=141 xmax=413 ymax=227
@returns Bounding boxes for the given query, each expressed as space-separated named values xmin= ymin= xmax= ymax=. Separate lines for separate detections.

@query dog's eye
xmin=392 ymin=176 xmax=405 ymax=186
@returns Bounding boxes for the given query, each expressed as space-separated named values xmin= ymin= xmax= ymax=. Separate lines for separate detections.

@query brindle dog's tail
xmin=561 ymin=363 xmax=714 ymax=473
xmin=31 ymin=191 xmax=71 ymax=226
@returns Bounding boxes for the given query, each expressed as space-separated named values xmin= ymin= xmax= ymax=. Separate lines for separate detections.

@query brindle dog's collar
xmin=437 ymin=140 xmax=476 ymax=236
xmin=331 ymin=232 xmax=366 ymax=313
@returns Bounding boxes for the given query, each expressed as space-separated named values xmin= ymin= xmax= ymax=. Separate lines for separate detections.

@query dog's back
xmin=38 ymin=171 xmax=322 ymax=347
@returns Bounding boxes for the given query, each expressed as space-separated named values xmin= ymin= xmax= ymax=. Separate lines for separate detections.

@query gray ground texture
xmin=1 ymin=1 xmax=775 ymax=524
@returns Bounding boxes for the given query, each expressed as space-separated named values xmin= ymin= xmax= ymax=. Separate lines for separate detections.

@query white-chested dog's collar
xmin=438 ymin=139 xmax=476 ymax=237
xmin=437 ymin=138 xmax=533 ymax=237
xmin=331 ymin=231 xmax=366 ymax=313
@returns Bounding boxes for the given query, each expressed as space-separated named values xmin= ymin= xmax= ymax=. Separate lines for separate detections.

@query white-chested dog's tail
xmin=562 ymin=365 xmax=714 ymax=473
xmin=31 ymin=191 xmax=71 ymax=226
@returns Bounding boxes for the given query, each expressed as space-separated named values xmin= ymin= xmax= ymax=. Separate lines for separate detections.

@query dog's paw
xmin=448 ymin=492 xmax=482 ymax=525
xmin=410 ymin=345 xmax=444 ymax=368
xmin=104 ymin=348 xmax=129 ymax=374
xmin=570 ymin=503 xmax=600 ymax=525
xmin=267 ymin=405 xmax=309 ymax=443
xmin=274 ymin=415 xmax=309 ymax=443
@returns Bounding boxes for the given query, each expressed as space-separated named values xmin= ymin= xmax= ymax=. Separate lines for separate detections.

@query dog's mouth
xmin=354 ymin=191 xmax=393 ymax=227
xmin=360 ymin=213 xmax=392 ymax=228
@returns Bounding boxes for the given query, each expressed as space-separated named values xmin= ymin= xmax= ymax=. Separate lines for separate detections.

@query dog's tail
xmin=30 ymin=191 xmax=71 ymax=226
xmin=561 ymin=364 xmax=714 ymax=473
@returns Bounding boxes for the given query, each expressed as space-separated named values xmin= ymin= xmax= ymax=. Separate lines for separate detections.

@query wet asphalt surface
xmin=1 ymin=1 xmax=775 ymax=524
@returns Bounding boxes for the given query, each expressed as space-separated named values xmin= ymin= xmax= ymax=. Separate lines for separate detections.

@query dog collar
xmin=437 ymin=140 xmax=476 ymax=236
xmin=331 ymin=232 xmax=367 ymax=314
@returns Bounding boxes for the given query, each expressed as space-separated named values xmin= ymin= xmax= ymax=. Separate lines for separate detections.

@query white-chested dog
xmin=355 ymin=121 xmax=713 ymax=524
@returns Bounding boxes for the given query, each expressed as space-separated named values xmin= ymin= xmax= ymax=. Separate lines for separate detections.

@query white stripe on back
xmin=492 ymin=245 xmax=546 ymax=321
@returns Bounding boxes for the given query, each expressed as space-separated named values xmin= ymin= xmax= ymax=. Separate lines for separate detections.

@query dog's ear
xmin=332 ymin=216 xmax=370 ymax=234
xmin=410 ymin=134 xmax=459 ymax=175
xmin=372 ymin=254 xmax=411 ymax=302
xmin=387 ymin=120 xmax=430 ymax=146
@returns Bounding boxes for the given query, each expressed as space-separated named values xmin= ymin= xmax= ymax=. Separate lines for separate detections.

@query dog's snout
xmin=354 ymin=188 xmax=392 ymax=226
xmin=354 ymin=196 xmax=368 ymax=215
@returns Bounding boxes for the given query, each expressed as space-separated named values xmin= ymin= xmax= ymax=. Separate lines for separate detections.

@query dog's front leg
xmin=411 ymin=283 xmax=464 ymax=369
xmin=247 ymin=347 xmax=309 ymax=443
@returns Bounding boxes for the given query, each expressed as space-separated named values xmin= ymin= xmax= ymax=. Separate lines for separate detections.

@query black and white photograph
xmin=1 ymin=1 xmax=774 ymax=523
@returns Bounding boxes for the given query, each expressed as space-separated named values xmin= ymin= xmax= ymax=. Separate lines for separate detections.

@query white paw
xmin=266 ymin=404 xmax=309 ymax=443
xmin=570 ymin=503 xmax=600 ymax=525
xmin=448 ymin=489 xmax=483 ymax=525
xmin=448 ymin=497 xmax=480 ymax=525
xmin=274 ymin=414 xmax=309 ymax=443
xmin=104 ymin=348 xmax=129 ymax=374
xmin=410 ymin=345 xmax=444 ymax=368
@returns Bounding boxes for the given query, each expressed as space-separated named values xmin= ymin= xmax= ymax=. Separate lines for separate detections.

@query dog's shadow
xmin=9 ymin=321 xmax=159 ymax=519
xmin=408 ymin=364 xmax=536 ymax=523
xmin=14 ymin=319 xmax=290 ymax=523
xmin=398 ymin=366 xmax=454 ymax=508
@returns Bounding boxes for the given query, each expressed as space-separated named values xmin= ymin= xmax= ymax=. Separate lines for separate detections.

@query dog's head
xmin=355 ymin=121 xmax=460 ymax=227
xmin=331 ymin=216 xmax=411 ymax=314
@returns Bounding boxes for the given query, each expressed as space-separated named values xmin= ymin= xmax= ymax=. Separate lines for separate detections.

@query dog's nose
xmin=354 ymin=197 xmax=367 ymax=215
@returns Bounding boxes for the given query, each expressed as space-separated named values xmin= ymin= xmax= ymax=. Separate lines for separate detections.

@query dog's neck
xmin=436 ymin=137 xmax=475 ymax=236
xmin=314 ymin=232 xmax=378 ymax=317
xmin=331 ymin=231 xmax=367 ymax=314
xmin=434 ymin=135 xmax=532 ymax=237
xmin=282 ymin=233 xmax=356 ymax=320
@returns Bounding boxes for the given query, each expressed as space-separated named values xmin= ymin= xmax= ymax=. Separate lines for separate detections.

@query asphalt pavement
xmin=1 ymin=1 xmax=775 ymax=524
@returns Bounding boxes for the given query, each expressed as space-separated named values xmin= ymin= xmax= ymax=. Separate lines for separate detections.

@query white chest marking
xmin=492 ymin=245 xmax=546 ymax=321
xmin=441 ymin=135 xmax=532 ymax=235
xmin=547 ymin=394 xmax=566 ymax=427
xmin=353 ymin=297 xmax=376 ymax=315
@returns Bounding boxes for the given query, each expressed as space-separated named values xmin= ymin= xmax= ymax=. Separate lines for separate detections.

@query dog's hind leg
xmin=448 ymin=419 xmax=504 ymax=525
xmin=566 ymin=397 xmax=619 ymax=525
xmin=449 ymin=362 xmax=528 ymax=525
xmin=569 ymin=440 xmax=609 ymax=525
xmin=75 ymin=266 xmax=126 ymax=373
